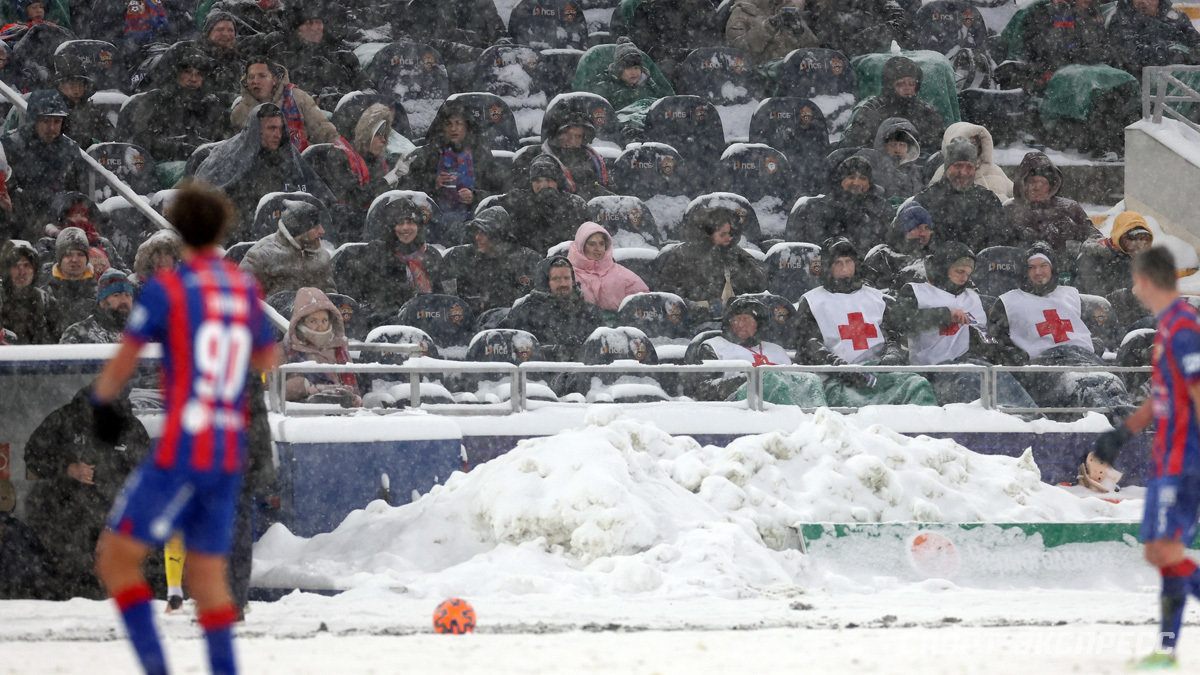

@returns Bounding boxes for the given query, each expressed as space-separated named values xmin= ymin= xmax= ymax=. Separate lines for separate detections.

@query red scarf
xmin=335 ymin=136 xmax=372 ymax=186
xmin=397 ymin=246 xmax=432 ymax=293
xmin=280 ymin=84 xmax=309 ymax=152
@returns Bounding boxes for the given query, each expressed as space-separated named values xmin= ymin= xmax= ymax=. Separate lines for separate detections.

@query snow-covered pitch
xmin=2 ymin=408 xmax=1187 ymax=673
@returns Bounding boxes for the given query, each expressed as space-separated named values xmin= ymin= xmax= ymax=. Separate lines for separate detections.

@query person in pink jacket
xmin=566 ymin=221 xmax=649 ymax=311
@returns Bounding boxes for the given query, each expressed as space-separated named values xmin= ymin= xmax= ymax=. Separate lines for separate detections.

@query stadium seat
xmin=575 ymin=326 xmax=670 ymax=402
xmin=360 ymin=324 xmax=453 ymax=407
xmin=471 ymin=44 xmax=543 ymax=99
xmin=99 ymin=198 xmax=158 ymax=264
xmin=9 ymin=22 xmax=75 ymax=91
xmin=224 ymin=240 xmax=255 ymax=264
xmin=587 ymin=195 xmax=662 ymax=247
xmin=82 ymin=143 xmax=158 ymax=202
xmin=642 ymin=95 xmax=725 ymax=170
xmin=678 ymin=192 xmax=762 ymax=245
xmin=249 ymin=192 xmax=329 ymax=242
xmin=183 ymin=141 xmax=218 ymax=178
xmin=764 ymin=242 xmax=822 ymax=303
xmin=970 ymin=246 xmax=1024 ymax=297
xmin=770 ymin=48 xmax=856 ymax=99
xmin=616 ymin=292 xmax=691 ymax=339
xmin=365 ymin=41 xmax=450 ymax=103
xmin=912 ymin=1 xmax=989 ymax=54
xmin=682 ymin=328 xmax=724 ymax=364
xmin=362 ymin=324 xmax=442 ymax=364
xmin=331 ymin=90 xmax=412 ymax=140
xmin=743 ymin=291 xmax=795 ymax=346
xmin=114 ymin=91 xmax=152 ymax=141
xmin=507 ymin=0 xmax=589 ymax=50
xmin=330 ymin=241 xmax=370 ymax=289
xmin=611 ymin=247 xmax=659 ymax=289
xmin=1079 ymin=293 xmax=1118 ymax=351
xmin=54 ymin=40 xmax=124 ymax=92
xmin=748 ymin=97 xmax=830 ymax=198
xmin=543 ymin=92 xmax=621 ymax=143
xmin=610 ymin=142 xmax=688 ymax=199
xmin=463 ymin=328 xmax=557 ymax=402
xmin=443 ymin=92 xmax=521 ymax=152
xmin=958 ymin=87 xmax=1030 ymax=146
xmin=676 ymin=46 xmax=760 ymax=105
xmin=716 ymin=143 xmax=791 ymax=203
xmin=475 ymin=306 xmax=511 ymax=331
xmin=536 ymin=48 xmax=585 ymax=97
xmin=396 ymin=293 xmax=476 ymax=349
xmin=324 ymin=293 xmax=365 ymax=340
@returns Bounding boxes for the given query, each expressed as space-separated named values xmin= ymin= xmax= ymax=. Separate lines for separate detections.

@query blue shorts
xmin=107 ymin=462 xmax=243 ymax=555
xmin=1141 ymin=475 xmax=1200 ymax=544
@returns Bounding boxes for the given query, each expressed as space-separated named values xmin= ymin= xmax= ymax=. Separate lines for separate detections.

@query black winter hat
xmin=819 ymin=236 xmax=863 ymax=292
xmin=881 ymin=56 xmax=922 ymax=92
xmin=27 ymin=89 xmax=69 ymax=118
xmin=926 ymin=241 xmax=976 ymax=294
xmin=529 ymin=154 xmax=562 ymax=183
xmin=835 ymin=154 xmax=872 ymax=183
xmin=52 ymin=54 xmax=91 ymax=85
xmin=609 ymin=38 xmax=643 ymax=75
xmin=279 ymin=200 xmax=323 ymax=237
xmin=468 ymin=206 xmax=513 ymax=243
xmin=723 ymin=295 xmax=768 ymax=342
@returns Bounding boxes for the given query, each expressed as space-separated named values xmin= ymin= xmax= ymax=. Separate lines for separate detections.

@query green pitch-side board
xmin=795 ymin=522 xmax=1200 ymax=549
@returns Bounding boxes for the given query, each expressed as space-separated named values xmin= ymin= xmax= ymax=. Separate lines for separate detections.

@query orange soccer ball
xmin=432 ymin=598 xmax=476 ymax=634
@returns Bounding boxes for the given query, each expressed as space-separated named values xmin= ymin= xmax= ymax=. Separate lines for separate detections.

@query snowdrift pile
xmin=253 ymin=409 xmax=1142 ymax=596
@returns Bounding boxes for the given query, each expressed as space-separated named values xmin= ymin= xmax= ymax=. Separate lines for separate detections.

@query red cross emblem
xmin=751 ymin=350 xmax=772 ymax=366
xmin=838 ymin=312 xmax=878 ymax=350
xmin=1036 ymin=309 xmax=1074 ymax=343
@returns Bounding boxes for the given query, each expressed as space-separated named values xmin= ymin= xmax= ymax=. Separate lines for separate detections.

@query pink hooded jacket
xmin=566 ymin=221 xmax=649 ymax=311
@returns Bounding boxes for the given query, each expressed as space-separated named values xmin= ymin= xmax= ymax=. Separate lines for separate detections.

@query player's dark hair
xmin=166 ymin=180 xmax=234 ymax=248
xmin=1132 ymin=245 xmax=1176 ymax=290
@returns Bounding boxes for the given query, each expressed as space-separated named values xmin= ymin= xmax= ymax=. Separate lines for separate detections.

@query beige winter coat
xmin=726 ymin=0 xmax=817 ymax=64
xmin=229 ymin=65 xmax=339 ymax=146
xmin=928 ymin=121 xmax=1014 ymax=201
xmin=283 ymin=286 xmax=355 ymax=401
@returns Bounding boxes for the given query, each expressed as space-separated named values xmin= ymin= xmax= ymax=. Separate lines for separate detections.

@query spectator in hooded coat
xmin=913 ymin=136 xmax=1012 ymax=252
xmin=1005 ymin=150 xmax=1100 ymax=252
xmin=501 ymin=256 xmax=605 ymax=361
xmin=498 ymin=154 xmax=590 ymax=255
xmin=39 ymin=226 xmax=96 ymax=327
xmin=866 ymin=116 xmax=923 ymax=202
xmin=131 ymin=228 xmax=181 ymax=286
xmin=442 ymin=206 xmax=541 ymax=315
xmin=862 ymin=200 xmax=935 ymax=291
xmin=655 ymin=197 xmax=767 ymax=319
xmin=59 ymin=267 xmax=132 ymax=344
xmin=988 ymin=241 xmax=1133 ymax=411
xmin=239 ymin=198 xmax=336 ymax=297
xmin=786 ymin=153 xmax=896 ymax=251
xmin=404 ymin=99 xmax=508 ymax=241
xmin=792 ymin=236 xmax=937 ymax=406
xmin=726 ymin=0 xmax=818 ymax=65
xmin=0 ymin=239 xmax=60 ymax=343
xmin=128 ymin=46 xmax=229 ymax=162
xmin=589 ymin=38 xmax=674 ymax=111
xmin=284 ymin=285 xmax=360 ymax=406
xmin=1075 ymin=210 xmax=1155 ymax=328
xmin=338 ymin=193 xmax=446 ymax=329
xmin=264 ymin=2 xmax=366 ymax=95
xmin=887 ymin=241 xmax=1037 ymax=408
xmin=538 ymin=108 xmax=613 ymax=200
xmin=47 ymin=54 xmax=114 ymax=148
xmin=694 ymin=294 xmax=827 ymax=405
xmin=342 ymin=102 xmax=394 ymax=212
xmin=23 ymin=385 xmax=149 ymax=599
xmin=229 ymin=59 xmax=339 ymax=151
xmin=1 ymin=90 xmax=84 ymax=242
xmin=566 ymin=221 xmax=649 ymax=311
xmin=628 ymin=0 xmax=723 ymax=78
xmin=196 ymin=103 xmax=338 ymax=241
xmin=1107 ymin=0 xmax=1200 ymax=77
xmin=842 ymin=56 xmax=945 ymax=151
xmin=927 ymin=122 xmax=1013 ymax=201
xmin=38 ymin=191 xmax=125 ymax=275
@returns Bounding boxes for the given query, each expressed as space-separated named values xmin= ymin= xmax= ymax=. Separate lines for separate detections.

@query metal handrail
xmin=1142 ymin=66 xmax=1200 ymax=134
xmin=271 ymin=359 xmax=1152 ymax=416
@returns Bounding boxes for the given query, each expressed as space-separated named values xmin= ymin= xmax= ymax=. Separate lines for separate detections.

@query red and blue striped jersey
xmin=123 ymin=253 xmax=274 ymax=474
xmin=1151 ymin=297 xmax=1200 ymax=477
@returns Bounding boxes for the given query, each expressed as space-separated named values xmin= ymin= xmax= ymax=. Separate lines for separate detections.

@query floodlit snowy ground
xmin=3 ymin=410 xmax=1188 ymax=673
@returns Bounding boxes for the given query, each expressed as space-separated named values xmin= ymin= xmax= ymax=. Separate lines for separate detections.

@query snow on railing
xmin=1142 ymin=65 xmax=1200 ymax=135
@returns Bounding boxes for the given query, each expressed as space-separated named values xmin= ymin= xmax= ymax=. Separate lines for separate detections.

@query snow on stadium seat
xmin=365 ymin=41 xmax=450 ymax=103
xmin=464 ymin=328 xmax=557 ymax=403
xmin=575 ymin=325 xmax=670 ymax=402
xmin=748 ymin=97 xmax=830 ymax=198
xmin=764 ymin=241 xmax=822 ymax=303
xmin=396 ymin=293 xmax=476 ymax=350
xmin=771 ymin=48 xmax=856 ymax=100
xmin=611 ymin=246 xmax=659 ymax=289
xmin=224 ymin=240 xmax=255 ymax=264
xmin=331 ymin=90 xmax=412 ymax=141
xmin=536 ymin=48 xmax=585 ymax=98
xmin=360 ymin=325 xmax=454 ymax=407
xmin=676 ymin=192 xmax=763 ymax=246
xmin=676 ymin=46 xmax=760 ymax=105
xmin=716 ymin=143 xmax=791 ymax=203
xmin=610 ymin=142 xmax=688 ymax=199
xmin=616 ymin=292 xmax=691 ymax=340
xmin=642 ymin=95 xmax=726 ymax=178
xmin=587 ymin=194 xmax=662 ymax=247
xmin=970 ymin=246 xmax=1024 ymax=297
xmin=9 ymin=22 xmax=75 ymax=91
xmin=98 ymin=195 xmax=158 ymax=264
xmin=507 ymin=0 xmax=589 ymax=50
xmin=471 ymin=44 xmax=543 ymax=99
xmin=54 ymin=40 xmax=124 ymax=92
xmin=82 ymin=142 xmax=158 ymax=202
xmin=543 ymin=92 xmax=621 ymax=144
xmin=444 ymin=92 xmax=521 ymax=152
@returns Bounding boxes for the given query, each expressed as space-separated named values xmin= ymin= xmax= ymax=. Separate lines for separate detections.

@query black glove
xmin=1093 ymin=424 xmax=1133 ymax=466
xmin=89 ymin=391 xmax=125 ymax=446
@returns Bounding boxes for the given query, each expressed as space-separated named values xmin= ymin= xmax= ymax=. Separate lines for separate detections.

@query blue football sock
xmin=199 ymin=604 xmax=239 ymax=675
xmin=1160 ymin=572 xmax=1188 ymax=653
xmin=113 ymin=582 xmax=167 ymax=675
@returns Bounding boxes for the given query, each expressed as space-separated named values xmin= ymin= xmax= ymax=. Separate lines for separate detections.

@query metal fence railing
xmin=270 ymin=356 xmax=1152 ymax=416
xmin=1142 ymin=65 xmax=1200 ymax=133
